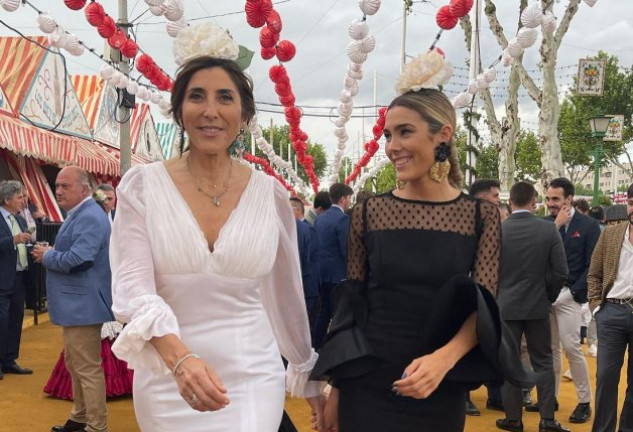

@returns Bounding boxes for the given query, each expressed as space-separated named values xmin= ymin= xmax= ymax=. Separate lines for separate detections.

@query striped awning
xmin=71 ymin=74 xmax=105 ymax=128
xmin=0 ymin=36 xmax=47 ymax=111
xmin=97 ymin=142 xmax=152 ymax=167
xmin=156 ymin=122 xmax=179 ymax=159
xmin=75 ymin=139 xmax=120 ymax=176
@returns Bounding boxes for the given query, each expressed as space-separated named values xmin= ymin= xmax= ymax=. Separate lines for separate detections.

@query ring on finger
xmin=189 ymin=393 xmax=199 ymax=404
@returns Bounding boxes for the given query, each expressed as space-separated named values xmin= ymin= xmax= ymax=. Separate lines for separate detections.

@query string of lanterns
xmin=243 ymin=151 xmax=298 ymax=197
xmin=353 ymin=157 xmax=390 ymax=193
xmin=345 ymin=106 xmax=386 ymax=185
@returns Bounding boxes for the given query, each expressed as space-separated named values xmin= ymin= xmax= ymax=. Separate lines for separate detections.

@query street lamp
xmin=588 ymin=115 xmax=611 ymax=204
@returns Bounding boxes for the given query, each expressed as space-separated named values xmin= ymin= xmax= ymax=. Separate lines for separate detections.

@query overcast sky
xmin=1 ymin=0 xmax=631 ymax=171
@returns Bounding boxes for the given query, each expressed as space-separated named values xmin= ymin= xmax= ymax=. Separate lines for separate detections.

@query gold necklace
xmin=187 ymin=156 xmax=233 ymax=207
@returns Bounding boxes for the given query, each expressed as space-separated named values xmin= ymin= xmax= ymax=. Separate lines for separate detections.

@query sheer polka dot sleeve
xmin=472 ymin=201 xmax=501 ymax=295
xmin=346 ymin=200 xmax=367 ymax=282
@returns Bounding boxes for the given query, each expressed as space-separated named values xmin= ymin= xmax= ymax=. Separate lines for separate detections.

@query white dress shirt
xmin=607 ymin=224 xmax=633 ymax=300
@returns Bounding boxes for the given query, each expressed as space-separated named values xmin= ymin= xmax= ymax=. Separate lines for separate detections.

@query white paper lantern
xmin=476 ymin=74 xmax=489 ymax=89
xmin=348 ymin=69 xmax=363 ymax=80
xmin=483 ymin=68 xmax=497 ymax=83
xmin=37 ymin=13 xmax=57 ymax=33
xmin=149 ymin=5 xmax=163 ymax=16
xmin=453 ymin=92 xmax=472 ymax=109
xmin=359 ymin=0 xmax=381 ymax=16
xmin=150 ymin=91 xmax=161 ymax=104
xmin=346 ymin=41 xmax=367 ymax=64
xmin=467 ymin=79 xmax=479 ymax=94
xmin=99 ymin=65 xmax=115 ymax=80
xmin=502 ymin=49 xmax=513 ymax=67
xmin=160 ymin=108 xmax=171 ymax=119
xmin=507 ymin=38 xmax=525 ymax=58
xmin=1 ymin=0 xmax=20 ymax=12
xmin=126 ymin=81 xmax=139 ymax=95
xmin=48 ymin=27 xmax=68 ymax=49
xmin=161 ymin=0 xmax=184 ymax=21
xmin=166 ymin=17 xmax=186 ymax=37
xmin=108 ymin=72 xmax=123 ymax=86
xmin=350 ymin=62 xmax=363 ymax=72
xmin=517 ymin=27 xmax=538 ymax=49
xmin=521 ymin=4 xmax=542 ymax=29
xmin=344 ymin=76 xmax=356 ymax=89
xmin=137 ymin=87 xmax=150 ymax=101
xmin=68 ymin=44 xmax=85 ymax=57
xmin=349 ymin=81 xmax=359 ymax=97
xmin=583 ymin=0 xmax=597 ymax=6
xmin=348 ymin=18 xmax=369 ymax=40
xmin=115 ymin=76 xmax=129 ymax=89
xmin=334 ymin=127 xmax=347 ymax=138
xmin=335 ymin=118 xmax=345 ymax=128
xmin=158 ymin=98 xmax=171 ymax=110
xmin=63 ymin=34 xmax=81 ymax=53
xmin=542 ymin=11 xmax=556 ymax=33
xmin=339 ymin=90 xmax=352 ymax=104
xmin=359 ymin=35 xmax=376 ymax=54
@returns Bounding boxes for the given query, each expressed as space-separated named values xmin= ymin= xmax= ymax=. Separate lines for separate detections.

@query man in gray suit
xmin=496 ymin=182 xmax=569 ymax=432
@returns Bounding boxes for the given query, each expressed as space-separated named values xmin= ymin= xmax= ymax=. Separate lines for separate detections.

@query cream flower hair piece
xmin=396 ymin=48 xmax=453 ymax=95
xmin=173 ymin=22 xmax=239 ymax=66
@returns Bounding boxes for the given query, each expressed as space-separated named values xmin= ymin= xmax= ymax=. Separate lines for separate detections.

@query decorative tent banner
xmin=0 ymin=83 xmax=15 ymax=116
xmin=132 ymin=106 xmax=163 ymax=162
xmin=576 ymin=59 xmax=606 ymax=96
xmin=604 ymin=115 xmax=624 ymax=142
xmin=93 ymin=81 xmax=120 ymax=147
xmin=19 ymin=48 xmax=93 ymax=140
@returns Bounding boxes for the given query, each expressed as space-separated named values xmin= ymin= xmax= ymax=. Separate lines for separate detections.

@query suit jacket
xmin=0 ymin=212 xmax=27 ymax=292
xmin=43 ymin=199 xmax=114 ymax=326
xmin=302 ymin=219 xmax=320 ymax=298
xmin=545 ymin=211 xmax=601 ymax=303
xmin=296 ymin=219 xmax=318 ymax=299
xmin=497 ymin=212 xmax=568 ymax=320
xmin=587 ymin=222 xmax=630 ymax=312
xmin=315 ymin=206 xmax=349 ymax=284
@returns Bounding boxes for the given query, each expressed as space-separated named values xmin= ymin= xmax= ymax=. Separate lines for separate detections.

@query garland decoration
xmin=243 ymin=152 xmax=298 ymax=197
xmin=345 ymin=107 xmax=386 ymax=184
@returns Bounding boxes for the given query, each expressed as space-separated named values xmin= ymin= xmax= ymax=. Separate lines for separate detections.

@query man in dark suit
xmin=540 ymin=177 xmax=600 ymax=424
xmin=313 ymin=182 xmax=353 ymax=349
xmin=304 ymin=190 xmax=331 ymax=227
xmin=495 ymin=182 xmax=569 ymax=432
xmin=96 ymin=184 xmax=116 ymax=226
xmin=32 ymin=166 xmax=113 ymax=432
xmin=0 ymin=180 xmax=34 ymax=381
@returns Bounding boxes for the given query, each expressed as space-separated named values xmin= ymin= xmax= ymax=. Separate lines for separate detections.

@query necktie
xmin=9 ymin=214 xmax=27 ymax=267
xmin=559 ymin=225 xmax=566 ymax=238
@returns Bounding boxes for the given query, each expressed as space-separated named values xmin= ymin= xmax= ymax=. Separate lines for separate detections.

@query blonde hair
xmin=387 ymin=89 xmax=462 ymax=188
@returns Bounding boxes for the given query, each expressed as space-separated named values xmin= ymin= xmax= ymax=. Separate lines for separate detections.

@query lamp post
xmin=588 ymin=115 xmax=611 ymax=204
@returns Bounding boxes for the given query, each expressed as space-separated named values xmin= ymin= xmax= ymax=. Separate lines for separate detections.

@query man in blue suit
xmin=0 ymin=180 xmax=34 ymax=380
xmin=32 ymin=166 xmax=113 ymax=432
xmin=313 ymin=182 xmax=353 ymax=349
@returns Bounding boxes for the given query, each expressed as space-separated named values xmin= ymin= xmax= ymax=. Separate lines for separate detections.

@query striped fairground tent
xmin=156 ymin=122 xmax=180 ymax=159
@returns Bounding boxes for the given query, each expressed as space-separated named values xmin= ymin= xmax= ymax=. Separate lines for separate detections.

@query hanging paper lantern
xmin=259 ymin=26 xmax=279 ymax=49
xmin=137 ymin=86 xmax=150 ymax=101
xmin=108 ymin=71 xmax=123 ymax=86
xmin=115 ymin=75 xmax=129 ymax=89
xmin=136 ymin=54 xmax=155 ymax=73
xmin=280 ymin=94 xmax=296 ymax=107
xmin=149 ymin=5 xmax=163 ymax=16
xmin=100 ymin=64 xmax=115 ymax=79
xmin=37 ymin=13 xmax=57 ymax=34
xmin=348 ymin=18 xmax=369 ymax=40
xmin=436 ymin=5 xmax=458 ymax=30
xmin=502 ymin=49 xmax=513 ymax=67
xmin=346 ymin=40 xmax=367 ymax=64
xmin=359 ymin=35 xmax=376 ymax=54
xmin=120 ymin=38 xmax=139 ymax=59
xmin=266 ymin=10 xmax=282 ymax=33
xmin=85 ymin=2 xmax=106 ymax=26
xmin=1 ymin=0 xmax=20 ymax=12
xmin=583 ymin=0 xmax=597 ymax=6
xmin=64 ymin=0 xmax=86 ymax=10
xmin=269 ymin=64 xmax=287 ymax=82
xmin=126 ymin=80 xmax=139 ymax=95
xmin=520 ymin=4 xmax=542 ymax=29
xmin=516 ymin=27 xmax=538 ymax=49
xmin=48 ymin=27 xmax=68 ymax=49
xmin=276 ymin=40 xmax=296 ymax=62
xmin=166 ymin=17 xmax=186 ymax=37
xmin=63 ymin=34 xmax=81 ymax=53
xmin=483 ymin=67 xmax=496 ymax=83
xmin=449 ymin=0 xmax=473 ymax=19
xmin=261 ymin=46 xmax=276 ymax=60
xmin=542 ymin=11 xmax=556 ymax=33
xmin=158 ymin=98 xmax=171 ymax=110
xmin=245 ymin=0 xmax=273 ymax=28
xmin=97 ymin=16 xmax=117 ymax=38
xmin=108 ymin=29 xmax=127 ymax=50
xmin=150 ymin=91 xmax=161 ymax=105
xmin=476 ymin=74 xmax=489 ymax=89
xmin=467 ymin=79 xmax=478 ymax=94
xmin=358 ymin=0 xmax=381 ymax=16
xmin=507 ymin=38 xmax=524 ymax=57
xmin=68 ymin=44 xmax=85 ymax=57
xmin=161 ymin=0 xmax=184 ymax=21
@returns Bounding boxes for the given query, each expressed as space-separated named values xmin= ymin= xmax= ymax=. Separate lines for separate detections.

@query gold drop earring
xmin=430 ymin=142 xmax=451 ymax=183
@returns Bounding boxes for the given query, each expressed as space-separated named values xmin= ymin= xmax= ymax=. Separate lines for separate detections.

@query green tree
xmin=337 ymin=157 xmax=354 ymax=183
xmin=515 ymin=130 xmax=541 ymax=182
xmin=475 ymin=143 xmax=499 ymax=181
xmin=375 ymin=163 xmax=396 ymax=193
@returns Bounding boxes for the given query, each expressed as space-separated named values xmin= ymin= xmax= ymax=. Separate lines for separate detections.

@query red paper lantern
xmin=108 ymin=29 xmax=127 ymax=50
xmin=261 ymin=46 xmax=276 ymax=60
xmin=120 ymin=38 xmax=139 ymax=59
xmin=436 ymin=5 xmax=458 ymax=30
xmin=259 ymin=26 xmax=279 ymax=49
xmin=269 ymin=64 xmax=287 ymax=83
xmin=85 ymin=2 xmax=105 ymax=26
xmin=449 ymin=0 xmax=473 ymax=18
xmin=279 ymin=94 xmax=295 ymax=107
xmin=266 ymin=10 xmax=282 ymax=34
xmin=245 ymin=0 xmax=273 ymax=28
xmin=97 ymin=16 xmax=116 ymax=38
xmin=64 ymin=0 xmax=87 ymax=10
xmin=136 ymin=54 xmax=154 ymax=73
xmin=275 ymin=40 xmax=296 ymax=62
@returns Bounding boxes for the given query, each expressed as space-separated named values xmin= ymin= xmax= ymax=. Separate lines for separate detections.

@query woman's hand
xmin=174 ymin=356 xmax=230 ymax=412
xmin=323 ymin=387 xmax=339 ymax=432
xmin=392 ymin=350 xmax=454 ymax=399
xmin=307 ymin=395 xmax=326 ymax=431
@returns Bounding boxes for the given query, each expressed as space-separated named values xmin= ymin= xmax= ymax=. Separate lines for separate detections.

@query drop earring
xmin=229 ymin=127 xmax=247 ymax=157
xmin=430 ymin=142 xmax=451 ymax=183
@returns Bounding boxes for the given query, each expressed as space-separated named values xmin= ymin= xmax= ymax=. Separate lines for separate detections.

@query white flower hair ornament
xmin=395 ymin=48 xmax=453 ymax=95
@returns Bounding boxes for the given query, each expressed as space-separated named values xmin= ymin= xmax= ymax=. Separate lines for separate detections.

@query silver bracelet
xmin=172 ymin=353 xmax=200 ymax=376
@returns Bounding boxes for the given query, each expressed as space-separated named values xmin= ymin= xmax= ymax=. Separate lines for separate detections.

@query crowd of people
xmin=0 ymin=25 xmax=632 ymax=432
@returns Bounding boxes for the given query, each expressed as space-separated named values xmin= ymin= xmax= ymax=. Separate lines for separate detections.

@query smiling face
xmin=545 ymin=186 xmax=573 ymax=217
xmin=384 ymin=105 xmax=452 ymax=185
xmin=181 ymin=67 xmax=243 ymax=155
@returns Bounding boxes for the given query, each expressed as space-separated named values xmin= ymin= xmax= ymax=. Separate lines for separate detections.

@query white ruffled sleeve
xmin=260 ymin=180 xmax=325 ymax=398
xmin=110 ymin=165 xmax=180 ymax=375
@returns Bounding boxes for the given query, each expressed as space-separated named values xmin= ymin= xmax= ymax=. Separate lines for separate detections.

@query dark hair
xmin=313 ymin=191 xmax=332 ymax=210
xmin=329 ymin=183 xmax=353 ymax=204
xmin=96 ymin=184 xmax=114 ymax=192
xmin=289 ymin=197 xmax=304 ymax=214
xmin=170 ymin=56 xmax=256 ymax=155
xmin=588 ymin=206 xmax=605 ymax=222
xmin=509 ymin=181 xmax=536 ymax=207
xmin=388 ymin=89 xmax=462 ymax=188
xmin=573 ymin=199 xmax=590 ymax=214
xmin=628 ymin=183 xmax=633 ymax=199
xmin=548 ymin=177 xmax=574 ymax=198
xmin=469 ymin=179 xmax=501 ymax=198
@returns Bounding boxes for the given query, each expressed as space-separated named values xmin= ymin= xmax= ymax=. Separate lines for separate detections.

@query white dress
xmin=110 ymin=162 xmax=323 ymax=432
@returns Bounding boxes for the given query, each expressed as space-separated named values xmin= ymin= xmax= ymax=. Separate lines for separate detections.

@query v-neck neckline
xmin=158 ymin=162 xmax=255 ymax=254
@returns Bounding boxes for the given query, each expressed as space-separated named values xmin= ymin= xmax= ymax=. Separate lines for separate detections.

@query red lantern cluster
xmin=136 ymin=54 xmax=173 ymax=91
xmin=436 ymin=0 xmax=473 ymax=30
xmin=346 ymin=107 xmax=387 ymax=184
xmin=64 ymin=0 xmax=87 ymax=11
xmin=268 ymin=64 xmax=319 ymax=193
xmin=243 ymin=152 xmax=298 ymax=197
xmin=245 ymin=0 xmax=296 ymax=63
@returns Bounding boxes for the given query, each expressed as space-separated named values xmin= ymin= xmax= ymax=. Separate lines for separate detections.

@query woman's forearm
xmin=435 ymin=312 xmax=478 ymax=369
xmin=150 ymin=334 xmax=191 ymax=370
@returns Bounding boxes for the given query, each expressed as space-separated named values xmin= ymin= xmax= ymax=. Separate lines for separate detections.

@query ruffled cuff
xmin=286 ymin=350 xmax=326 ymax=398
xmin=111 ymin=295 xmax=180 ymax=375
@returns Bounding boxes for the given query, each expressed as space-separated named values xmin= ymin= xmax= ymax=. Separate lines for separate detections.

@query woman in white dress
xmin=110 ymin=54 xmax=325 ymax=431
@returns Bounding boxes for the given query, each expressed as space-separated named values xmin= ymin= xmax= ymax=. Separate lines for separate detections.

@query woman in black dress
xmin=318 ymin=52 xmax=501 ymax=432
